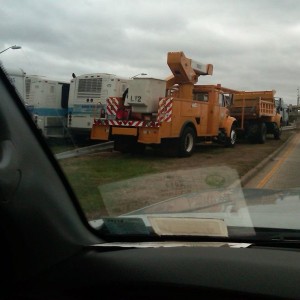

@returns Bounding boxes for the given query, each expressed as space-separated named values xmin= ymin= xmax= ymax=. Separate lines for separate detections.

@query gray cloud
xmin=1 ymin=0 xmax=300 ymax=104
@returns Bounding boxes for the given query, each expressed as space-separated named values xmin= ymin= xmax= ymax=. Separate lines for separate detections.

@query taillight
xmin=116 ymin=110 xmax=123 ymax=119
xmin=123 ymin=110 xmax=129 ymax=119
xmin=116 ymin=108 xmax=130 ymax=120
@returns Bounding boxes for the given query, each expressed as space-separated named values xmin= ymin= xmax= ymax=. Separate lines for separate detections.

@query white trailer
xmin=68 ymin=73 xmax=130 ymax=138
xmin=5 ymin=67 xmax=26 ymax=102
xmin=25 ymin=75 xmax=70 ymax=138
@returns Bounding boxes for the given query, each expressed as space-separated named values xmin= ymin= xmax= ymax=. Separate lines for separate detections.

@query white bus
xmin=5 ymin=67 xmax=26 ymax=102
xmin=68 ymin=73 xmax=130 ymax=138
xmin=25 ymin=75 xmax=70 ymax=138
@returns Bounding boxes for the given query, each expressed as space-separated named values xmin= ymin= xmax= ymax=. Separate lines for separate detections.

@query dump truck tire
xmin=274 ymin=125 xmax=282 ymax=140
xmin=178 ymin=127 xmax=195 ymax=157
xmin=257 ymin=122 xmax=267 ymax=144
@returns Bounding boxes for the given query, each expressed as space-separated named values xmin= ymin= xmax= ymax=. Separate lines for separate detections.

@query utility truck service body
xmin=25 ymin=75 xmax=70 ymax=138
xmin=68 ymin=73 xmax=130 ymax=138
xmin=228 ymin=91 xmax=282 ymax=143
xmin=91 ymin=52 xmax=237 ymax=157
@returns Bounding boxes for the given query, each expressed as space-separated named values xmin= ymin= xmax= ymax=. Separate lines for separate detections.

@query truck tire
xmin=257 ymin=122 xmax=267 ymax=144
xmin=178 ymin=127 xmax=196 ymax=157
xmin=274 ymin=124 xmax=282 ymax=140
xmin=225 ymin=126 xmax=237 ymax=147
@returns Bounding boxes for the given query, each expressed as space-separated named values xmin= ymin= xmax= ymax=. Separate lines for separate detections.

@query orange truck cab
xmin=91 ymin=51 xmax=238 ymax=157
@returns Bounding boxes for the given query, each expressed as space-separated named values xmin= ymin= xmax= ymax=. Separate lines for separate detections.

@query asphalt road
xmin=244 ymin=130 xmax=300 ymax=190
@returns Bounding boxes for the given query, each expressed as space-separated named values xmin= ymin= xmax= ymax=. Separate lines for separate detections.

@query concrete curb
xmin=240 ymin=130 xmax=297 ymax=187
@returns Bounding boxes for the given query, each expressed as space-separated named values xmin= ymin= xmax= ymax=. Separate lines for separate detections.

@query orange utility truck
xmin=228 ymin=91 xmax=282 ymax=143
xmin=91 ymin=51 xmax=238 ymax=157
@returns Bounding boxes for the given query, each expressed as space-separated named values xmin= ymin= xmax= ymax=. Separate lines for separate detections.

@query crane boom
xmin=167 ymin=51 xmax=213 ymax=85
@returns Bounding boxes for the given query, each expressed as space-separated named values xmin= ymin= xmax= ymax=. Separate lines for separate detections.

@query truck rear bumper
xmin=138 ymin=127 xmax=161 ymax=144
xmin=92 ymin=124 xmax=162 ymax=144
xmin=91 ymin=125 xmax=109 ymax=140
xmin=111 ymin=127 xmax=161 ymax=144
xmin=112 ymin=127 xmax=138 ymax=136
xmin=112 ymin=126 xmax=161 ymax=144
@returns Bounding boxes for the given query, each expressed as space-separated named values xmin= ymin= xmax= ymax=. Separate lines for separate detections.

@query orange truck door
xmin=206 ymin=91 xmax=220 ymax=136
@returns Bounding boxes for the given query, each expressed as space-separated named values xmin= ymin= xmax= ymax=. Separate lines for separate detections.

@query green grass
xmin=59 ymin=153 xmax=164 ymax=218
xmin=54 ymin=130 xmax=296 ymax=219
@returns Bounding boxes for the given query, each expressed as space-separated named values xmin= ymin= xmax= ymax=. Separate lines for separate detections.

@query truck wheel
xmin=178 ymin=127 xmax=195 ymax=157
xmin=247 ymin=123 xmax=259 ymax=143
xmin=225 ymin=126 xmax=237 ymax=147
xmin=257 ymin=122 xmax=267 ymax=144
xmin=274 ymin=124 xmax=282 ymax=140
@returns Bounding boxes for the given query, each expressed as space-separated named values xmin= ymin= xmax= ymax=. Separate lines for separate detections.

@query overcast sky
xmin=1 ymin=0 xmax=300 ymax=104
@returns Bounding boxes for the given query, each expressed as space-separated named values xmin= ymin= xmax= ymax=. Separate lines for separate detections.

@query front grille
xmin=77 ymin=78 xmax=102 ymax=98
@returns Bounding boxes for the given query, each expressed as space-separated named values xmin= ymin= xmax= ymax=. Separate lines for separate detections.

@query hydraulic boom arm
xmin=166 ymin=51 xmax=213 ymax=88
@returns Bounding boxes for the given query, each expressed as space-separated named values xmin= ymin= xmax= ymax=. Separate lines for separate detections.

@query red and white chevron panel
xmin=95 ymin=119 xmax=160 ymax=127
xmin=157 ymin=97 xmax=173 ymax=123
xmin=106 ymin=97 xmax=120 ymax=116
xmin=93 ymin=96 xmax=173 ymax=128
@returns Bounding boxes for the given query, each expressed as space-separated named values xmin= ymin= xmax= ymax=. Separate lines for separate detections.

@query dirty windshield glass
xmin=2 ymin=0 xmax=300 ymax=240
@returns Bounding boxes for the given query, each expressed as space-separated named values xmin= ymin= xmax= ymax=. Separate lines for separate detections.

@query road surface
xmin=244 ymin=131 xmax=300 ymax=189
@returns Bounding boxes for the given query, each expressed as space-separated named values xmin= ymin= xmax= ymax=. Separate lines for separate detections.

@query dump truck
xmin=91 ymin=51 xmax=238 ymax=157
xmin=228 ymin=91 xmax=282 ymax=143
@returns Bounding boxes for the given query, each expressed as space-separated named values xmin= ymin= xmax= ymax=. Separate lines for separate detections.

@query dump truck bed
xmin=229 ymin=91 xmax=276 ymax=119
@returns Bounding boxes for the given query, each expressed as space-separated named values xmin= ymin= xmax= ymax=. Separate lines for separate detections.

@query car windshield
xmin=2 ymin=0 xmax=300 ymax=242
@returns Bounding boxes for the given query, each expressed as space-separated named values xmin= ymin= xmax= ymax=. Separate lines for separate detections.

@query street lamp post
xmin=0 ymin=45 xmax=22 ymax=54
xmin=132 ymin=73 xmax=147 ymax=78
